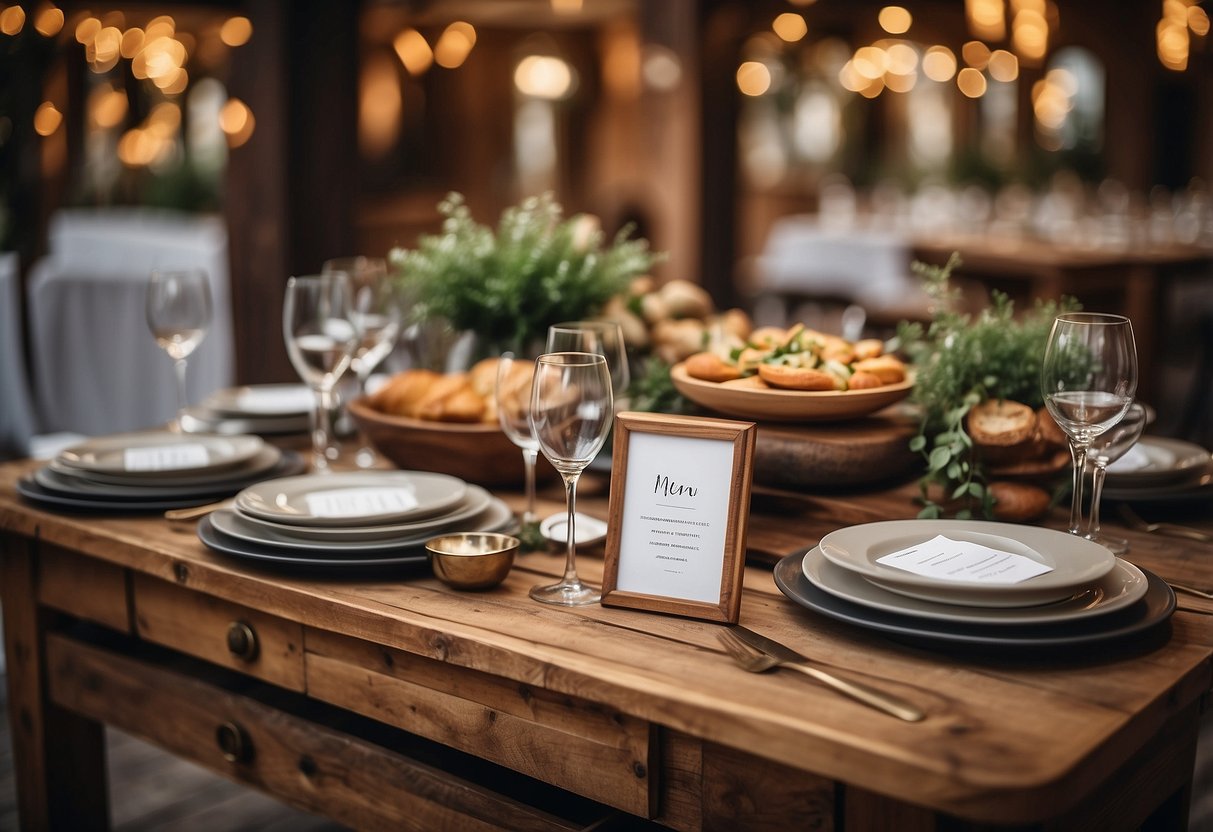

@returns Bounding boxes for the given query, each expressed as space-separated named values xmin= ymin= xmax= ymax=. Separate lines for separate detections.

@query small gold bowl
xmin=425 ymin=532 xmax=519 ymax=591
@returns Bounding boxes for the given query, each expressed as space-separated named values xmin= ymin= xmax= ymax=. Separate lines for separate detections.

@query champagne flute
xmin=146 ymin=269 xmax=212 ymax=432
xmin=284 ymin=273 xmax=360 ymax=473
xmin=547 ymin=321 xmax=630 ymax=407
xmin=1042 ymin=312 xmax=1138 ymax=536
xmin=1086 ymin=401 xmax=1147 ymax=554
xmin=323 ymin=256 xmax=402 ymax=467
xmin=529 ymin=352 xmax=613 ymax=605
xmin=496 ymin=352 xmax=540 ymax=532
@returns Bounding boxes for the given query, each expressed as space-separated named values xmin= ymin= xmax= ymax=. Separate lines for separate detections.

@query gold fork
xmin=715 ymin=629 xmax=925 ymax=722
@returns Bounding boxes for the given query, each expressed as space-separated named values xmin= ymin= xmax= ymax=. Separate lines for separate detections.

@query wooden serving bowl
xmin=347 ymin=397 xmax=558 ymax=487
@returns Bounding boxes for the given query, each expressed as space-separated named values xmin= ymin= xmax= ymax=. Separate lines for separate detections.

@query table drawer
xmin=306 ymin=628 xmax=656 ymax=818
xmin=38 ymin=545 xmax=130 ymax=632
xmin=45 ymin=633 xmax=601 ymax=832
xmin=132 ymin=573 xmax=304 ymax=691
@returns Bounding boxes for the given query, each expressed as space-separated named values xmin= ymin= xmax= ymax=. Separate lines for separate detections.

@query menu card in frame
xmin=601 ymin=411 xmax=756 ymax=623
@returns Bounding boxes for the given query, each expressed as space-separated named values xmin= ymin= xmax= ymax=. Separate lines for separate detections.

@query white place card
xmin=304 ymin=487 xmax=419 ymax=518
xmin=876 ymin=535 xmax=1053 ymax=584
xmin=123 ymin=444 xmax=211 ymax=471
xmin=236 ymin=386 xmax=314 ymax=414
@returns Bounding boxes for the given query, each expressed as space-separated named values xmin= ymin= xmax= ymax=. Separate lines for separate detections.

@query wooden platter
xmin=752 ymin=408 xmax=919 ymax=488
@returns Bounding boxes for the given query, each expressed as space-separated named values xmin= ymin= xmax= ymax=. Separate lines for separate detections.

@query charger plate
xmin=58 ymin=432 xmax=264 ymax=476
xmin=236 ymin=470 xmax=467 ymax=527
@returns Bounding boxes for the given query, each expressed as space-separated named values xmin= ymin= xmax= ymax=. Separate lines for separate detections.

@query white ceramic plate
xmin=57 ymin=432 xmax=265 ymax=477
xmin=233 ymin=485 xmax=492 ymax=542
xmin=818 ymin=520 xmax=1116 ymax=608
xmin=235 ymin=470 xmax=467 ymax=527
xmin=202 ymin=384 xmax=315 ymax=417
xmin=1105 ymin=436 xmax=1211 ymax=487
xmin=540 ymin=512 xmax=609 ymax=546
xmin=802 ymin=548 xmax=1147 ymax=625
xmin=49 ymin=445 xmax=282 ymax=488
xmin=180 ymin=406 xmax=310 ymax=436
xmin=211 ymin=497 xmax=512 ymax=553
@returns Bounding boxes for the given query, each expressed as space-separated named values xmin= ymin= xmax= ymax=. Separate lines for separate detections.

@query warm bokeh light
xmin=878 ymin=6 xmax=912 ymax=35
xmin=852 ymin=46 xmax=888 ymax=80
xmin=157 ymin=67 xmax=189 ymax=94
xmin=1012 ymin=8 xmax=1049 ymax=64
xmin=88 ymin=84 xmax=128 ymax=129
xmin=838 ymin=60 xmax=866 ymax=92
xmin=962 ymin=40 xmax=991 ymax=69
xmin=987 ymin=49 xmax=1019 ymax=81
xmin=74 ymin=15 xmax=99 ymax=43
xmin=736 ymin=61 xmax=772 ymax=96
xmin=144 ymin=15 xmax=175 ymax=40
xmin=957 ymin=66 xmax=988 ymax=97
xmin=220 ymin=16 xmax=252 ymax=47
xmin=1158 ymin=19 xmax=1190 ymax=71
xmin=514 ymin=54 xmax=574 ymax=99
xmin=602 ymin=21 xmax=641 ymax=99
xmin=884 ymin=71 xmax=917 ymax=93
xmin=772 ymin=13 xmax=807 ymax=42
xmin=966 ymin=0 xmax=1006 ymax=41
xmin=859 ymin=76 xmax=886 ymax=99
xmin=33 ymin=102 xmax=62 ymax=136
xmin=550 ymin=0 xmax=583 ymax=12
xmin=922 ymin=45 xmax=957 ymax=81
xmin=34 ymin=5 xmax=64 ymax=37
xmin=393 ymin=28 xmax=433 ymax=75
xmin=93 ymin=26 xmax=121 ymax=62
xmin=1191 ymin=6 xmax=1211 ymax=36
xmin=146 ymin=101 xmax=181 ymax=136
xmin=121 ymin=27 xmax=144 ymax=58
xmin=1 ymin=5 xmax=25 ymax=35
xmin=885 ymin=42 xmax=918 ymax=75
xmin=219 ymin=98 xmax=255 ymax=147
xmin=434 ymin=21 xmax=475 ymax=69
xmin=359 ymin=51 xmax=402 ymax=158
xmin=642 ymin=44 xmax=682 ymax=92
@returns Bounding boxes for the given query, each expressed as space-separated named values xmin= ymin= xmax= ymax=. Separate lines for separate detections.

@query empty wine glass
xmin=529 ymin=352 xmax=613 ymax=606
xmin=146 ymin=269 xmax=212 ymax=432
xmin=496 ymin=352 xmax=540 ymax=533
xmin=323 ymin=256 xmax=402 ymax=467
xmin=1086 ymin=402 xmax=1147 ymax=554
xmin=547 ymin=321 xmax=630 ymax=407
xmin=284 ymin=273 xmax=360 ymax=473
xmin=1042 ymin=312 xmax=1138 ymax=536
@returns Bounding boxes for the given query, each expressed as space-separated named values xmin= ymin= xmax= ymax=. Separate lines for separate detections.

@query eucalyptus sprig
xmin=389 ymin=192 xmax=661 ymax=355
xmin=896 ymin=253 xmax=1081 ymax=519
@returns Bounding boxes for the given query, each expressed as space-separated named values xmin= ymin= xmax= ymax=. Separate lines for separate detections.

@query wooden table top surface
xmin=2 ymin=457 xmax=1211 ymax=824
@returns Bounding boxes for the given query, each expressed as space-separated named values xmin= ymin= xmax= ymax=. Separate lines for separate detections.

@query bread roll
xmin=685 ymin=351 xmax=742 ymax=383
xmin=967 ymin=399 xmax=1041 ymax=464
xmin=851 ymin=355 xmax=907 ymax=384
xmin=757 ymin=363 xmax=838 ymax=391
xmin=373 ymin=370 xmax=440 ymax=418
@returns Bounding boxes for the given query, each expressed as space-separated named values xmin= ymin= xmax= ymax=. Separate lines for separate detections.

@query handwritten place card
xmin=876 ymin=535 xmax=1052 ymax=584
xmin=304 ymin=487 xmax=418 ymax=518
xmin=124 ymin=444 xmax=210 ymax=471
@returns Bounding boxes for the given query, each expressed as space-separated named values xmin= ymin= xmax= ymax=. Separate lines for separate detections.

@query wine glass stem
xmin=522 ymin=447 xmax=538 ymax=526
xmin=1067 ymin=440 xmax=1090 ymax=535
xmin=1088 ymin=462 xmax=1108 ymax=540
xmin=561 ymin=471 xmax=581 ymax=586
xmin=312 ymin=387 xmax=336 ymax=472
xmin=172 ymin=358 xmax=189 ymax=428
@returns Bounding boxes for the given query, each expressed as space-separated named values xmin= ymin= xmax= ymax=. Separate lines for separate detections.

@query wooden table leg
xmin=2 ymin=534 xmax=110 ymax=830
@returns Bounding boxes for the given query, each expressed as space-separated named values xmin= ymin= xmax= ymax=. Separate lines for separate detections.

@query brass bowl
xmin=425 ymin=532 xmax=519 ymax=591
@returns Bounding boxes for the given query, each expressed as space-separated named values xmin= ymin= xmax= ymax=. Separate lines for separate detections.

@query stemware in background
xmin=496 ymin=352 xmax=540 ymax=533
xmin=283 ymin=273 xmax=359 ymax=473
xmin=528 ymin=352 xmax=613 ymax=606
xmin=322 ymin=256 xmax=402 ymax=467
xmin=1085 ymin=401 xmax=1147 ymax=554
xmin=546 ymin=321 xmax=630 ymax=408
xmin=146 ymin=268 xmax=213 ymax=432
xmin=1041 ymin=312 xmax=1138 ymax=536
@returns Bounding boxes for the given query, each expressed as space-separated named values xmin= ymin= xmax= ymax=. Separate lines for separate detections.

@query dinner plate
xmin=197 ymin=515 xmax=430 ymax=568
xmin=669 ymin=362 xmax=913 ymax=422
xmin=773 ymin=551 xmax=1175 ymax=650
xmin=1105 ymin=436 xmax=1211 ymax=487
xmin=1102 ymin=460 xmax=1213 ymax=503
xmin=235 ymin=471 xmax=467 ymax=527
xmin=180 ymin=406 xmax=310 ymax=436
xmin=202 ymin=384 xmax=314 ymax=417
xmin=233 ymin=485 xmax=493 ymax=542
xmin=818 ymin=520 xmax=1116 ymax=608
xmin=540 ymin=512 xmax=609 ymax=546
xmin=210 ymin=496 xmax=512 ymax=552
xmin=48 ymin=445 xmax=283 ymax=488
xmin=57 ymin=432 xmax=265 ymax=477
xmin=802 ymin=548 xmax=1148 ymax=625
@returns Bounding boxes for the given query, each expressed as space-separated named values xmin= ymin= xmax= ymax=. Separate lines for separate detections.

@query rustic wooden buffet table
xmin=1 ymin=457 xmax=1211 ymax=831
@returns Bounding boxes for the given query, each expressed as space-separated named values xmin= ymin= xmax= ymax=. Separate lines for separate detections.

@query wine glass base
xmin=529 ymin=580 xmax=600 ymax=606
xmin=1085 ymin=532 xmax=1129 ymax=555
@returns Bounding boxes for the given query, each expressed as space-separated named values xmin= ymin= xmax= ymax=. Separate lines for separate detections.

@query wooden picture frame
xmin=600 ymin=411 xmax=756 ymax=623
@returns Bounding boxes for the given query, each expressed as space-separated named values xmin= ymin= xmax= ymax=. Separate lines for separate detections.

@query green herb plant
xmin=389 ymin=193 xmax=661 ymax=356
xmin=895 ymin=253 xmax=1081 ymax=519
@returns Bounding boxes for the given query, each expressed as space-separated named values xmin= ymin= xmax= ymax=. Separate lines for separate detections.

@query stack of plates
xmin=17 ymin=432 xmax=305 ymax=511
xmin=1103 ymin=436 xmax=1212 ymax=502
xmin=773 ymin=520 xmax=1175 ymax=650
xmin=181 ymin=384 xmax=313 ymax=435
xmin=197 ymin=470 xmax=516 ymax=569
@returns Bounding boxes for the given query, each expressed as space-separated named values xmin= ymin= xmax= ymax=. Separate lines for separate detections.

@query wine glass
xmin=496 ymin=352 xmax=540 ymax=533
xmin=528 ymin=352 xmax=613 ymax=605
xmin=146 ymin=269 xmax=212 ymax=432
xmin=323 ymin=256 xmax=402 ymax=467
xmin=546 ymin=321 xmax=630 ymax=407
xmin=1086 ymin=401 xmax=1147 ymax=554
xmin=1042 ymin=312 xmax=1138 ymax=536
xmin=284 ymin=273 xmax=360 ymax=473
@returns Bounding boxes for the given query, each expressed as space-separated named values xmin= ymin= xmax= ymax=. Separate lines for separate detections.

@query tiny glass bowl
xmin=425 ymin=532 xmax=519 ymax=591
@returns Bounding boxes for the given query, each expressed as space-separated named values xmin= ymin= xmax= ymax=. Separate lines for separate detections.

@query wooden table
xmin=2 ymin=458 xmax=1211 ymax=831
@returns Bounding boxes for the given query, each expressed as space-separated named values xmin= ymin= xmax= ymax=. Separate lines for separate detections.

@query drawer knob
xmin=226 ymin=620 xmax=259 ymax=661
xmin=216 ymin=721 xmax=253 ymax=763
